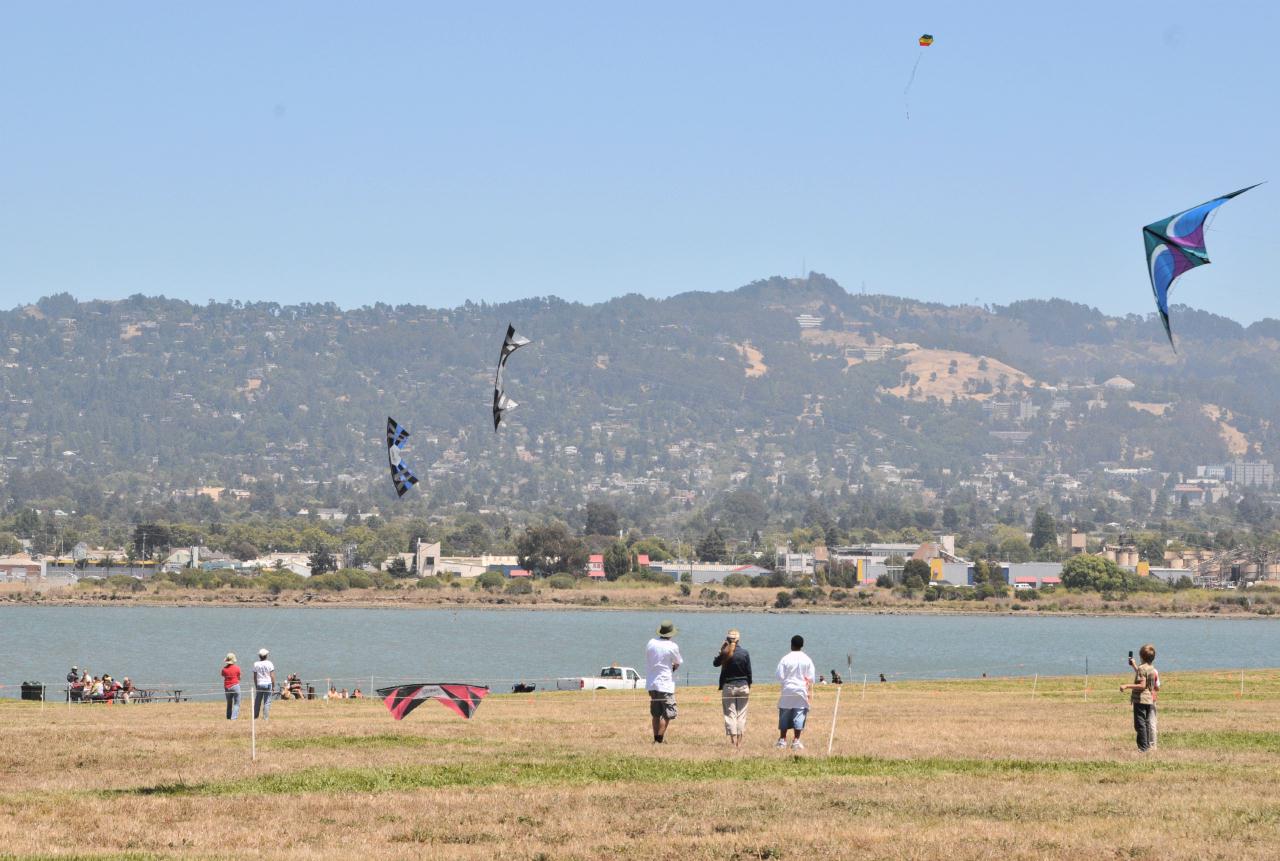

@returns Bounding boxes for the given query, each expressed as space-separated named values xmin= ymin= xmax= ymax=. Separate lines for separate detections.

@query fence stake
xmin=1084 ymin=657 xmax=1089 ymax=701
xmin=826 ymin=685 xmax=842 ymax=756
xmin=861 ymin=673 xmax=867 ymax=699
xmin=1032 ymin=673 xmax=1038 ymax=698
xmin=1240 ymin=669 xmax=1245 ymax=698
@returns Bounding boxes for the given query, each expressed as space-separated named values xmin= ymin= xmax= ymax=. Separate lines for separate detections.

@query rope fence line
xmin=3 ymin=664 xmax=1276 ymax=706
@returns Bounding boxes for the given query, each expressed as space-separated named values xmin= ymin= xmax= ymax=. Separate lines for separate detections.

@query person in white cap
xmin=252 ymin=648 xmax=276 ymax=721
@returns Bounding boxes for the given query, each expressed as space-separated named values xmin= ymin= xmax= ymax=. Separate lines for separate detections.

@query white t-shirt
xmin=775 ymin=650 xmax=816 ymax=709
xmin=645 ymin=637 xmax=683 ymax=693
xmin=253 ymin=659 xmax=275 ymax=688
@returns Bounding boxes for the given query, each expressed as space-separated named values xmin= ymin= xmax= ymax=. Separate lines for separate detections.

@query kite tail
xmin=904 ymin=52 xmax=923 ymax=120
xmin=903 ymin=52 xmax=923 ymax=96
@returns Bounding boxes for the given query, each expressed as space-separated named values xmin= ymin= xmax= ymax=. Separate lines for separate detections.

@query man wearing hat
xmin=252 ymin=648 xmax=276 ymax=721
xmin=67 ymin=666 xmax=82 ymax=702
xmin=221 ymin=653 xmax=241 ymax=720
xmin=645 ymin=621 xmax=683 ymax=743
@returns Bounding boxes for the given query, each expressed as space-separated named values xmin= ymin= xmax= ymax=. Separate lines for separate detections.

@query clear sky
xmin=2 ymin=3 xmax=1276 ymax=321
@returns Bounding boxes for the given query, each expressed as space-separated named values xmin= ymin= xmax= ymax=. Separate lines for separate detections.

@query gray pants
xmin=1133 ymin=703 xmax=1153 ymax=751
xmin=721 ymin=683 xmax=750 ymax=736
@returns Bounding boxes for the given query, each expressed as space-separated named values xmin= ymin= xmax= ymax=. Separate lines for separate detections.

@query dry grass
xmin=3 ymin=671 xmax=1280 ymax=859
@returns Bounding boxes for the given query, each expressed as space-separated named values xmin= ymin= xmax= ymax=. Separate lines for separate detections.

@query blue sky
xmin=2 ymin=3 xmax=1276 ymax=321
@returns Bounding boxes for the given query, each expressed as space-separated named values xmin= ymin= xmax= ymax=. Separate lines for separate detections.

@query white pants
xmin=721 ymin=683 xmax=750 ymax=736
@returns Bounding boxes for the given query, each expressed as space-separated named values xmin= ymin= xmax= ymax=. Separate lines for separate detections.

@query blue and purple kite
xmin=1143 ymin=183 xmax=1261 ymax=350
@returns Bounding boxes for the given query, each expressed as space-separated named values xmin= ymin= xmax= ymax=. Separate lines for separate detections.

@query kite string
xmin=903 ymin=51 xmax=923 ymax=120
xmin=903 ymin=52 xmax=923 ymax=96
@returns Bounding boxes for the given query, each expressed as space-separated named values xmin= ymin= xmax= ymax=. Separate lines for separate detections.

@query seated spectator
xmin=70 ymin=668 xmax=85 ymax=703
xmin=88 ymin=676 xmax=105 ymax=701
xmin=121 ymin=678 xmax=136 ymax=704
xmin=351 ymin=688 xmax=363 ymax=699
xmin=306 ymin=684 xmax=316 ymax=701
xmin=340 ymin=688 xmax=349 ymax=699
xmin=830 ymin=670 xmax=843 ymax=685
xmin=287 ymin=673 xmax=303 ymax=699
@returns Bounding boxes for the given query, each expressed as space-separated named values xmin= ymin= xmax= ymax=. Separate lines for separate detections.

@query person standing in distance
xmin=645 ymin=621 xmax=682 ymax=743
xmin=252 ymin=648 xmax=276 ymax=722
xmin=713 ymin=628 xmax=752 ymax=749
xmin=775 ymin=634 xmax=816 ymax=752
xmin=221 ymin=653 xmax=241 ymax=720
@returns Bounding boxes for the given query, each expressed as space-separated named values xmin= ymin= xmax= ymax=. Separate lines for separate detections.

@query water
xmin=3 ymin=606 xmax=1276 ymax=698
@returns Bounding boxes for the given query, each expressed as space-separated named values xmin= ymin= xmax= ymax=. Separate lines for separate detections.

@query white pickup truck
xmin=555 ymin=666 xmax=643 ymax=690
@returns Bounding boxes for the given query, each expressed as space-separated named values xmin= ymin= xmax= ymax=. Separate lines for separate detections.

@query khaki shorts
xmin=648 ymin=690 xmax=677 ymax=720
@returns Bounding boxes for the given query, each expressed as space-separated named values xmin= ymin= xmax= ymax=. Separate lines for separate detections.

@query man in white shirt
xmin=252 ymin=648 xmax=276 ymax=721
xmin=775 ymin=634 xmax=816 ymax=751
xmin=644 ymin=620 xmax=682 ymax=743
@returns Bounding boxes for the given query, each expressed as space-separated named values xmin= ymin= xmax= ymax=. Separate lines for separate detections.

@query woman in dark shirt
xmin=713 ymin=629 xmax=753 ymax=748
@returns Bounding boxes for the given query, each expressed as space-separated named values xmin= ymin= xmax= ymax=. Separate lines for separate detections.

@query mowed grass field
xmin=3 ymin=670 xmax=1280 ymax=860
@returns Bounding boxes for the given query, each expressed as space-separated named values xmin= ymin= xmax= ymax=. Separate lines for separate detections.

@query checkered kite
xmin=385 ymin=417 xmax=420 ymax=498
xmin=377 ymin=683 xmax=490 ymax=720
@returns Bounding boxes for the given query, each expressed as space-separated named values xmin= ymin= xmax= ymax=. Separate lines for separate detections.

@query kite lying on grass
xmin=492 ymin=324 xmax=531 ymax=430
xmin=385 ymin=417 xmax=420 ymax=498
xmin=377 ymin=683 xmax=490 ymax=720
xmin=1142 ymin=183 xmax=1262 ymax=350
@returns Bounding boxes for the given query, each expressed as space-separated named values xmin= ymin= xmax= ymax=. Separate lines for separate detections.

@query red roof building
xmin=587 ymin=554 xmax=606 ymax=578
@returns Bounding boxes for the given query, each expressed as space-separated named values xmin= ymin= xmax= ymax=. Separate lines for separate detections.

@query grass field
xmin=3 ymin=670 xmax=1280 ymax=859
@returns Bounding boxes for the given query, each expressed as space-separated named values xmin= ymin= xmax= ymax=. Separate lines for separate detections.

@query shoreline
xmin=2 ymin=591 xmax=1272 ymax=621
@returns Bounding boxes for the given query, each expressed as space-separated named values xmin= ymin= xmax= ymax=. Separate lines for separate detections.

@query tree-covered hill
xmin=1 ymin=277 xmax=1277 ymax=533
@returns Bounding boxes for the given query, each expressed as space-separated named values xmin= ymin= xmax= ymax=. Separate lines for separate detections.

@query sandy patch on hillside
xmin=1130 ymin=402 xmax=1170 ymax=416
xmin=883 ymin=349 xmax=1039 ymax=402
xmin=734 ymin=343 xmax=767 ymax=378
xmin=1202 ymin=404 xmax=1249 ymax=455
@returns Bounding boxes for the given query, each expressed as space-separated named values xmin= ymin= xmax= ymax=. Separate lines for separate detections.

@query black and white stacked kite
xmin=385 ymin=416 xmax=420 ymax=497
xmin=492 ymin=323 xmax=531 ymax=430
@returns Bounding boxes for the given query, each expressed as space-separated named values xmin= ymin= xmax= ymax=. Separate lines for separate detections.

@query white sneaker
xmin=791 ymin=740 xmax=805 ymax=751
xmin=775 ymin=738 xmax=788 ymax=749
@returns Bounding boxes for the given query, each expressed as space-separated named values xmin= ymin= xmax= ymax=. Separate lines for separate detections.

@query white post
xmin=1032 ymin=673 xmax=1039 ymax=698
xmin=1240 ymin=669 xmax=1245 ymax=698
xmin=861 ymin=673 xmax=867 ymax=699
xmin=41 ymin=684 xmax=45 ymax=714
xmin=826 ymin=685 xmax=842 ymax=756
xmin=251 ymin=689 xmax=257 ymax=762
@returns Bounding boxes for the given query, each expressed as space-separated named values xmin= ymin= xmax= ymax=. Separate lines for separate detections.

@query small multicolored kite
xmin=385 ymin=417 xmax=420 ymax=497
xmin=377 ymin=683 xmax=490 ymax=720
xmin=919 ymin=34 xmax=934 ymax=46
xmin=493 ymin=324 xmax=531 ymax=430
xmin=1142 ymin=183 xmax=1261 ymax=350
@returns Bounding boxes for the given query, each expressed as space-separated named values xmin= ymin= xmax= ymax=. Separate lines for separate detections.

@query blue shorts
xmin=778 ymin=707 xmax=808 ymax=732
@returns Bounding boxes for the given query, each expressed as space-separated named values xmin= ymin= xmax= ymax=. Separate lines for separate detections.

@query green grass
xmin=113 ymin=752 xmax=1211 ymax=798
xmin=1161 ymin=730 xmax=1280 ymax=753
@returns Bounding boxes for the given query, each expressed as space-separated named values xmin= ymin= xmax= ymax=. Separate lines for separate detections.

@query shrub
xmin=505 ymin=578 xmax=534 ymax=595
xmin=723 ymin=573 xmax=752 ymax=588
xmin=547 ymin=574 xmax=576 ymax=590
xmin=415 ymin=576 xmax=443 ymax=589
xmin=475 ymin=570 xmax=505 ymax=591
xmin=875 ymin=574 xmax=894 ymax=588
xmin=309 ymin=572 xmax=350 ymax=591
xmin=774 ymin=591 xmax=793 ymax=609
xmin=678 ymin=583 xmax=691 ymax=596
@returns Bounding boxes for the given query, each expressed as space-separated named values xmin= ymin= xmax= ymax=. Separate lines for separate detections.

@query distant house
xmin=586 ymin=554 xmax=606 ymax=579
xmin=635 ymin=553 xmax=651 ymax=569
xmin=0 ymin=555 xmax=46 ymax=581
xmin=316 ymin=508 xmax=348 ymax=523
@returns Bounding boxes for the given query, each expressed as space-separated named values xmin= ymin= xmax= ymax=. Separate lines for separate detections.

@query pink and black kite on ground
xmin=376 ymin=683 xmax=490 ymax=720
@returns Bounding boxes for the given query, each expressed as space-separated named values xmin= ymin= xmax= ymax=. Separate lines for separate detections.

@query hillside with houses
xmin=0 ymin=277 xmax=1277 ymax=581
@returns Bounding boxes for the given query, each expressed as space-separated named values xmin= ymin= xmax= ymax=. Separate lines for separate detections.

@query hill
xmin=1 ymin=278 xmax=1277 ymax=539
